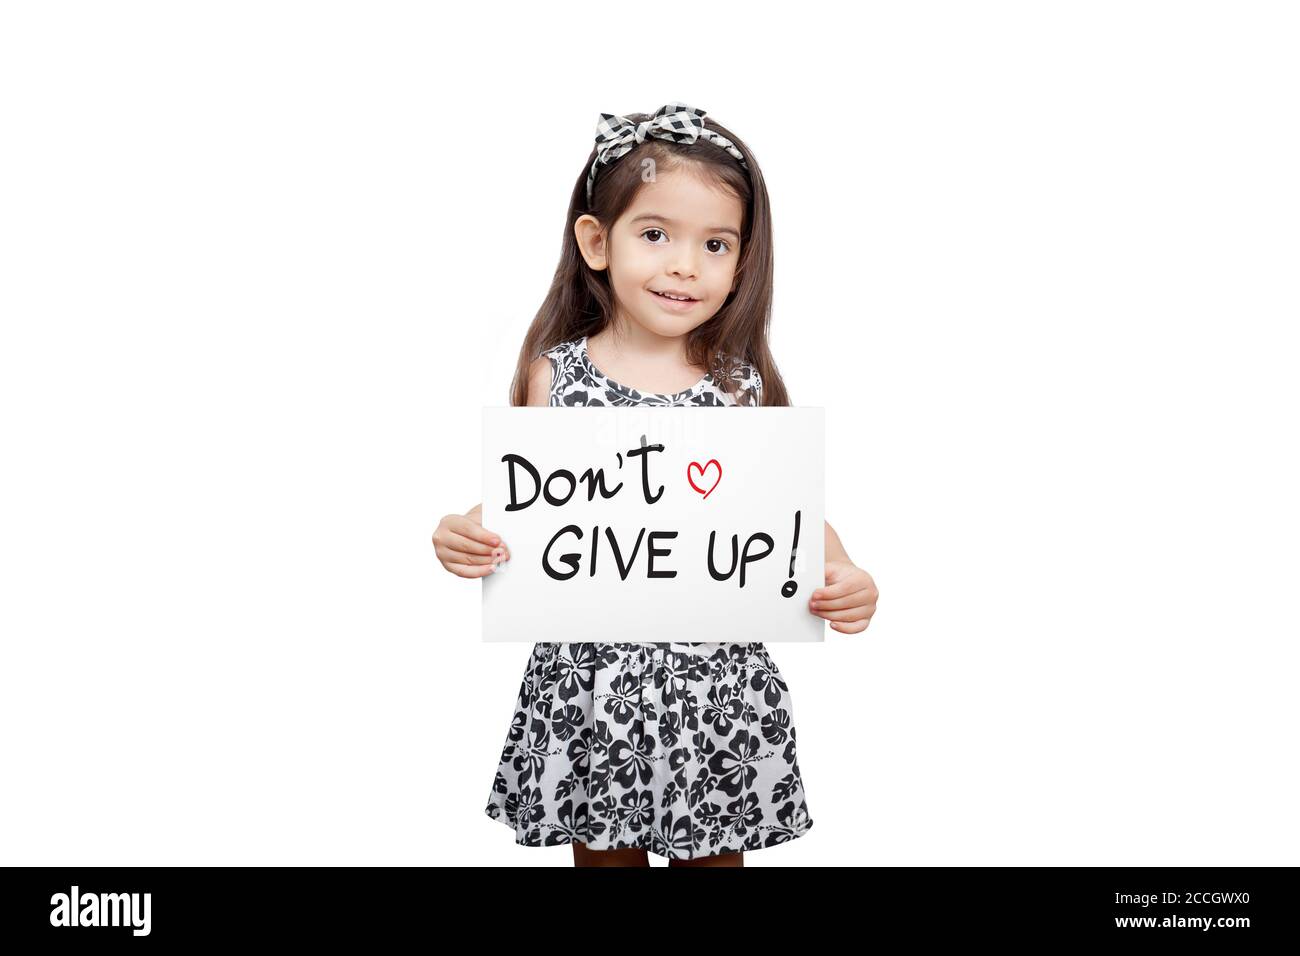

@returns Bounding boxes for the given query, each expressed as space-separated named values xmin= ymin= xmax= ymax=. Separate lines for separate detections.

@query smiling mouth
xmin=650 ymin=290 xmax=699 ymax=303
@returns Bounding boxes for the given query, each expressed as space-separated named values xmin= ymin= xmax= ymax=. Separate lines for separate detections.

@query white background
xmin=1 ymin=1 xmax=1296 ymax=866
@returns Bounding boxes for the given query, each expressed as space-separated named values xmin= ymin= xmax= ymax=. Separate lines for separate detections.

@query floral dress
xmin=484 ymin=335 xmax=814 ymax=859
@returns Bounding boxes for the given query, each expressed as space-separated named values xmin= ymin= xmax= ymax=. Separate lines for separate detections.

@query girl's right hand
xmin=433 ymin=505 xmax=510 ymax=578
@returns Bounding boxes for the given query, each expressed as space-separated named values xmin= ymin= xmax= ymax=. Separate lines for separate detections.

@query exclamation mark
xmin=781 ymin=509 xmax=801 ymax=598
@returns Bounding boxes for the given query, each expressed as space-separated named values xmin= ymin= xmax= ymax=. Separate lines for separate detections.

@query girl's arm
xmin=825 ymin=519 xmax=850 ymax=564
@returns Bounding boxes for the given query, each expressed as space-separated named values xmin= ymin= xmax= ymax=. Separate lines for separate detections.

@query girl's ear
xmin=574 ymin=215 xmax=609 ymax=271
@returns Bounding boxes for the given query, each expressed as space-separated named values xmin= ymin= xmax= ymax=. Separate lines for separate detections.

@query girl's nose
xmin=669 ymin=254 xmax=699 ymax=279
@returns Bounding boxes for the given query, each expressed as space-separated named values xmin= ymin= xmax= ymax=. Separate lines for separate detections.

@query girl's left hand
xmin=808 ymin=561 xmax=878 ymax=634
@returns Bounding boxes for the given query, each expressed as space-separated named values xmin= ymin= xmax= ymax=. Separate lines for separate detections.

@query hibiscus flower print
xmin=619 ymin=788 xmax=656 ymax=834
xmin=608 ymin=722 xmax=656 ymax=789
xmin=513 ymin=717 xmax=555 ymax=785
xmin=708 ymin=729 xmax=762 ymax=798
xmin=702 ymin=682 xmax=745 ymax=736
xmin=556 ymin=644 xmax=596 ymax=701
xmin=601 ymin=670 xmax=641 ymax=724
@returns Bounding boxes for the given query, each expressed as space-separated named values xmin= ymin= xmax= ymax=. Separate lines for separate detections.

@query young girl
xmin=433 ymin=103 xmax=878 ymax=867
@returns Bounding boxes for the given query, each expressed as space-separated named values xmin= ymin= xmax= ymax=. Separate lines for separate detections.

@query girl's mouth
xmin=649 ymin=289 xmax=700 ymax=310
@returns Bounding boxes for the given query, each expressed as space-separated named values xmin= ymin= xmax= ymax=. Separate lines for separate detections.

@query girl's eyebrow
xmin=629 ymin=213 xmax=740 ymax=241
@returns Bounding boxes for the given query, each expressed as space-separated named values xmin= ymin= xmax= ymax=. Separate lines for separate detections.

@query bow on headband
xmin=586 ymin=102 xmax=747 ymax=205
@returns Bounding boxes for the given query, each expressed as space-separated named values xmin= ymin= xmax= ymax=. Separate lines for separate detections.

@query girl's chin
xmin=632 ymin=316 xmax=709 ymax=339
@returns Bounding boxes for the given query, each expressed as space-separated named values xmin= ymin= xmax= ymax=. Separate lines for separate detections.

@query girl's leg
xmin=571 ymin=841 xmax=651 ymax=867
xmin=668 ymin=850 xmax=744 ymax=868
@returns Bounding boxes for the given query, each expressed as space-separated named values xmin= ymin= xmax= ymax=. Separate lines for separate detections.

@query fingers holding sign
xmin=808 ymin=560 xmax=878 ymax=634
xmin=433 ymin=507 xmax=511 ymax=578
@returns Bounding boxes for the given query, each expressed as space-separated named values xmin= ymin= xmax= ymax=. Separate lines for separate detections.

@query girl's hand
xmin=433 ymin=505 xmax=510 ymax=578
xmin=807 ymin=560 xmax=878 ymax=634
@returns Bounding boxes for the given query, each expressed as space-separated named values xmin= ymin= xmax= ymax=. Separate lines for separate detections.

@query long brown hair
xmin=508 ymin=109 xmax=790 ymax=407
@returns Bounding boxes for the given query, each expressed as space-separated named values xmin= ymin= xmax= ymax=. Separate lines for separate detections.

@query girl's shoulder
xmin=710 ymin=346 xmax=762 ymax=405
xmin=536 ymin=338 xmax=585 ymax=406
xmin=722 ymin=358 xmax=762 ymax=405
xmin=541 ymin=337 xmax=581 ymax=358
xmin=540 ymin=337 xmax=583 ymax=372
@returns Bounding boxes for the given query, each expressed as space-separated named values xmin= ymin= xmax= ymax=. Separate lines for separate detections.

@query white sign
xmin=481 ymin=407 xmax=825 ymax=642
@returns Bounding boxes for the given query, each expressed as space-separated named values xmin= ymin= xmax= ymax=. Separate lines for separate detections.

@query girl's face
xmin=575 ymin=165 xmax=744 ymax=339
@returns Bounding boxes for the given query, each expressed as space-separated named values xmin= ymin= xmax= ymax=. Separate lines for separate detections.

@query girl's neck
xmin=587 ymin=318 xmax=709 ymax=396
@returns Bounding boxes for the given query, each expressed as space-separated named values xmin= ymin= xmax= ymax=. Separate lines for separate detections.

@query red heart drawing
xmin=687 ymin=459 xmax=723 ymax=499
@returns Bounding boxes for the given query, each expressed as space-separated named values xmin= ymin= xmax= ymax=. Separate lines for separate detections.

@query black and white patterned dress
xmin=484 ymin=335 xmax=815 ymax=860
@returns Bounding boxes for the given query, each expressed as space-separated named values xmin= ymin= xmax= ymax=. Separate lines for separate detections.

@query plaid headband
xmin=586 ymin=102 xmax=748 ymax=205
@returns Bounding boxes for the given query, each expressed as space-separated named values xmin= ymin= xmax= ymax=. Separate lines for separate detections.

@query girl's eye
xmin=640 ymin=228 xmax=731 ymax=256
